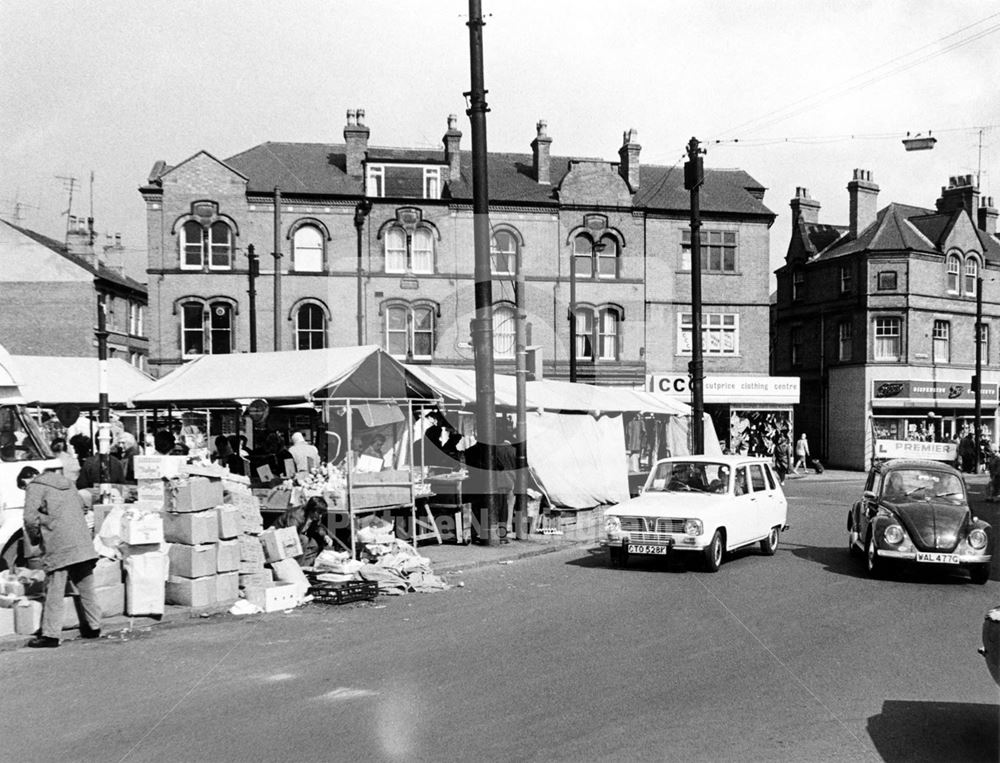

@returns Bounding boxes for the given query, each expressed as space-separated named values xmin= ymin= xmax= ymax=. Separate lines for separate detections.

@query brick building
xmin=140 ymin=110 xmax=778 ymax=433
xmin=773 ymin=171 xmax=1000 ymax=468
xmin=0 ymin=218 xmax=148 ymax=365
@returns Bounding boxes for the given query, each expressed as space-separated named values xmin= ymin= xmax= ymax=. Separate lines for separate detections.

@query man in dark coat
xmin=20 ymin=467 xmax=101 ymax=647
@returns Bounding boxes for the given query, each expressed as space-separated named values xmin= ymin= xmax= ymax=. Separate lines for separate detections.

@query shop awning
xmin=131 ymin=346 xmax=437 ymax=408
xmin=10 ymin=355 xmax=155 ymax=407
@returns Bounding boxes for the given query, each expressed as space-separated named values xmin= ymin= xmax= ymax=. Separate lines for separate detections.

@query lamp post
xmin=975 ymin=275 xmax=983 ymax=471
xmin=354 ymin=199 xmax=372 ymax=345
xmin=246 ymin=244 xmax=259 ymax=353
xmin=96 ymin=293 xmax=111 ymax=487
xmin=685 ymin=137 xmax=706 ymax=454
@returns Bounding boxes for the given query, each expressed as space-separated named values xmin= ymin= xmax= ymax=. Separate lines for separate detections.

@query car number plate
xmin=626 ymin=543 xmax=670 ymax=555
xmin=916 ymin=551 xmax=960 ymax=564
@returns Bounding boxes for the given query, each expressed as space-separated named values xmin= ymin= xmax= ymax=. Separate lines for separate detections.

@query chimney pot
xmin=346 ymin=109 xmax=356 ymax=127
xmin=448 ymin=113 xmax=458 ymax=130
xmin=356 ymin=108 xmax=365 ymax=126
xmin=537 ymin=120 xmax=548 ymax=138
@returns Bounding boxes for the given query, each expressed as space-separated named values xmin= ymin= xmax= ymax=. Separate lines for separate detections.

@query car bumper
xmin=604 ymin=534 xmax=706 ymax=552
xmin=877 ymin=548 xmax=991 ymax=564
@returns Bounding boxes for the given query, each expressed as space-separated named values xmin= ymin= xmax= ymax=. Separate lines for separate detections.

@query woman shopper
xmin=793 ymin=433 xmax=810 ymax=474
xmin=20 ymin=466 xmax=102 ymax=648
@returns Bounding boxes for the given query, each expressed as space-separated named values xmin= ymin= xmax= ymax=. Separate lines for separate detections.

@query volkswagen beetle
xmin=847 ymin=459 xmax=992 ymax=583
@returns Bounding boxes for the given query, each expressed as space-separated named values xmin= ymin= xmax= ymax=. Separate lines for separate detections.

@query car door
xmin=745 ymin=463 xmax=774 ymax=540
xmin=728 ymin=465 xmax=755 ymax=546
xmin=855 ymin=468 xmax=880 ymax=544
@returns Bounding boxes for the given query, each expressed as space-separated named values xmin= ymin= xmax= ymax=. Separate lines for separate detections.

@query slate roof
xmin=811 ymin=202 xmax=1000 ymax=263
xmin=150 ymin=141 xmax=774 ymax=218
xmin=0 ymin=220 xmax=147 ymax=294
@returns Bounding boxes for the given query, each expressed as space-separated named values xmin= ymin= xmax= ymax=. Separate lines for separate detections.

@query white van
xmin=0 ymin=346 xmax=61 ymax=569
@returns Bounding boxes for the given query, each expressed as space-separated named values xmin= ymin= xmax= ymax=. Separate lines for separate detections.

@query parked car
xmin=847 ymin=459 xmax=992 ymax=584
xmin=981 ymin=605 xmax=1000 ymax=686
xmin=603 ymin=455 xmax=788 ymax=571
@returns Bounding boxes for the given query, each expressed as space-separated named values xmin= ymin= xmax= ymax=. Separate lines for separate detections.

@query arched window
xmin=385 ymin=229 xmax=407 ymax=273
xmin=181 ymin=300 xmax=233 ymax=357
xmin=208 ymin=222 xmax=233 ymax=269
xmin=296 ymin=304 xmax=326 ymax=349
xmin=181 ymin=221 xmax=204 ymax=269
xmin=293 ymin=225 xmax=324 ymax=272
xmin=493 ymin=304 xmax=516 ymax=358
xmin=574 ymin=307 xmax=594 ymax=360
xmin=384 ymin=302 xmax=437 ymax=360
xmin=491 ymin=231 xmax=517 ymax=276
xmin=596 ymin=237 xmax=619 ymax=279
xmin=598 ymin=307 xmax=620 ymax=360
xmin=947 ymin=254 xmax=961 ymax=292
xmin=412 ymin=229 xmax=434 ymax=274
xmin=572 ymin=234 xmax=619 ymax=279
xmin=965 ymin=256 xmax=979 ymax=296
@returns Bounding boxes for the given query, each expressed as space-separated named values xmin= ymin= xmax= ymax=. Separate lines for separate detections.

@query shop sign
xmin=874 ymin=439 xmax=957 ymax=461
xmin=646 ymin=374 xmax=800 ymax=403
xmin=872 ymin=380 xmax=998 ymax=404
xmin=246 ymin=398 xmax=270 ymax=424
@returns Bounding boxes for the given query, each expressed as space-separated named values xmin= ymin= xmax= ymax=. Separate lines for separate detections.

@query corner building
xmin=141 ymin=111 xmax=776 ymax=422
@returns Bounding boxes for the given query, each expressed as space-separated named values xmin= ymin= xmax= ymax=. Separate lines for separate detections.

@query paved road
xmin=1 ymin=472 xmax=996 ymax=762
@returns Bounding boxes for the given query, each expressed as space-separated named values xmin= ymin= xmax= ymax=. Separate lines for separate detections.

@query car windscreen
xmin=648 ymin=462 xmax=731 ymax=493
xmin=882 ymin=469 xmax=965 ymax=503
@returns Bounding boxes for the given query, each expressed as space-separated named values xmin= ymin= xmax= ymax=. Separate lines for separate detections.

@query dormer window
xmin=366 ymin=163 xmax=444 ymax=199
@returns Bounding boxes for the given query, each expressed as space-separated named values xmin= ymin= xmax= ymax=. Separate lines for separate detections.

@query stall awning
xmin=404 ymin=364 xmax=690 ymax=415
xmin=131 ymin=346 xmax=436 ymax=408
xmin=10 ymin=355 xmax=155 ymax=407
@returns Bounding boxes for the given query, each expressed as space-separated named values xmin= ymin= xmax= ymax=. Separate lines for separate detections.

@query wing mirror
xmin=863 ymin=489 xmax=877 ymax=502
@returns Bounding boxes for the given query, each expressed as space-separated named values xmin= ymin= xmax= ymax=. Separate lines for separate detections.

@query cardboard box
xmin=92 ymin=503 xmax=116 ymax=535
xmin=121 ymin=512 xmax=164 ymax=545
xmin=216 ymin=572 xmax=239 ymax=604
xmin=216 ymin=504 xmax=241 ymax=539
xmin=92 ymin=559 xmax=123 ymax=588
xmin=0 ymin=606 xmax=14 ymax=637
xmin=238 ymin=570 xmax=272 ymax=589
xmin=1 ymin=579 xmax=25 ymax=597
xmin=124 ymin=550 xmax=168 ymax=616
xmin=216 ymin=539 xmax=240 ymax=573
xmin=166 ymin=575 xmax=217 ymax=608
xmin=133 ymin=455 xmax=185 ymax=481
xmin=167 ymin=477 xmax=225 ymax=513
xmin=259 ymin=527 xmax=303 ymax=563
xmin=96 ymin=582 xmax=125 ymax=617
xmin=163 ymin=510 xmax=219 ymax=545
xmin=136 ymin=479 xmax=167 ymax=505
xmin=237 ymin=501 xmax=264 ymax=535
xmin=14 ymin=599 xmax=42 ymax=634
xmin=168 ymin=543 xmax=218 ymax=579
xmin=244 ymin=581 xmax=301 ymax=613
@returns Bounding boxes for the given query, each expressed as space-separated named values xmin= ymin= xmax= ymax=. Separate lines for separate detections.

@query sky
xmin=2 ymin=0 xmax=1000 ymax=284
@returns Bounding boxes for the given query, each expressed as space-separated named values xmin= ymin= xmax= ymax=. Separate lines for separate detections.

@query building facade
xmin=0 ymin=218 xmax=149 ymax=366
xmin=140 ymin=110 xmax=778 ymax=439
xmin=773 ymin=171 xmax=1000 ymax=469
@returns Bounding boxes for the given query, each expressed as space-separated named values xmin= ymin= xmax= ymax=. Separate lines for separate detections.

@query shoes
xmin=79 ymin=627 xmax=102 ymax=640
xmin=27 ymin=636 xmax=60 ymax=649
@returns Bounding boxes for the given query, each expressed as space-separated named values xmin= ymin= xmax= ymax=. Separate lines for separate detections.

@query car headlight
xmin=605 ymin=516 xmax=622 ymax=534
xmin=969 ymin=528 xmax=988 ymax=550
xmin=684 ymin=519 xmax=703 ymax=536
xmin=883 ymin=524 xmax=904 ymax=544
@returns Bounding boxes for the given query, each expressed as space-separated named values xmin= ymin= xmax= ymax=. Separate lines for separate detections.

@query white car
xmin=604 ymin=455 xmax=788 ymax=571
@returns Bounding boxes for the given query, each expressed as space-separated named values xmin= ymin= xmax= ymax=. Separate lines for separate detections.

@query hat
xmin=16 ymin=466 xmax=39 ymax=489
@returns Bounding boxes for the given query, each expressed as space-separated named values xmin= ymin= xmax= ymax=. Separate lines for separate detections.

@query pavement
xmin=6 ymin=465 xmax=965 ymax=651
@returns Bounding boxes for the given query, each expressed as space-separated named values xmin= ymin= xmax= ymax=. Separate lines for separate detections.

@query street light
xmin=569 ymin=238 xmax=605 ymax=383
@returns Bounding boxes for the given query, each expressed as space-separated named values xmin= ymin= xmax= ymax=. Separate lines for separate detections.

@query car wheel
xmin=760 ymin=526 xmax=779 ymax=556
xmin=970 ymin=564 xmax=991 ymax=585
xmin=865 ymin=531 xmax=884 ymax=578
xmin=704 ymin=530 xmax=724 ymax=572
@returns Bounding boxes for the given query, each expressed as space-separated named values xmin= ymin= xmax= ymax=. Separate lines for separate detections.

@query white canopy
xmin=9 ymin=355 xmax=154 ymax=407
xmin=131 ymin=346 xmax=435 ymax=408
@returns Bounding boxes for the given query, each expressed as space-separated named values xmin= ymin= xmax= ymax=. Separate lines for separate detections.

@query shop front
xmin=646 ymin=374 xmax=801 ymax=458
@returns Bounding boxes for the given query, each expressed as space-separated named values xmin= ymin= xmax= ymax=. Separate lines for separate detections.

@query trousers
xmin=41 ymin=560 xmax=101 ymax=639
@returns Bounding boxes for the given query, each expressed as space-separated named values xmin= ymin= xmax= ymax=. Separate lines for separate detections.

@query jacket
xmin=23 ymin=472 xmax=97 ymax=572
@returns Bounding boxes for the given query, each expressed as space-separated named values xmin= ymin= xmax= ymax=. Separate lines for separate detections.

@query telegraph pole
xmin=273 ymin=187 xmax=282 ymax=351
xmin=685 ymin=138 xmax=706 ymax=454
xmin=247 ymin=244 xmax=259 ymax=352
xmin=96 ymin=293 xmax=111 ymax=485
xmin=514 ymin=250 xmax=529 ymax=540
xmin=467 ymin=0 xmax=499 ymax=545
xmin=975 ymin=275 xmax=984 ymax=471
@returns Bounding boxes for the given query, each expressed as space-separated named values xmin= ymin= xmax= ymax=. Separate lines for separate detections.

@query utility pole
xmin=354 ymin=199 xmax=372 ymax=345
xmin=247 ymin=244 xmax=259 ymax=352
xmin=685 ymin=137 xmax=705 ymax=454
xmin=273 ymin=187 xmax=282 ymax=351
xmin=568 ymin=252 xmax=577 ymax=383
xmin=467 ymin=0 xmax=499 ymax=545
xmin=96 ymin=293 xmax=111 ymax=486
xmin=514 ymin=251 xmax=529 ymax=540
xmin=975 ymin=275 xmax=983 ymax=471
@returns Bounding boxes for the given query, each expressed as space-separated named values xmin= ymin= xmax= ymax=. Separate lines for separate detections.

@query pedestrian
xmin=20 ymin=466 xmax=102 ymax=647
xmin=793 ymin=433 xmax=810 ymax=473
xmin=50 ymin=437 xmax=80 ymax=485
xmin=773 ymin=434 xmax=792 ymax=484
xmin=76 ymin=449 xmax=127 ymax=489
xmin=989 ymin=450 xmax=1000 ymax=501
xmin=288 ymin=431 xmax=320 ymax=473
xmin=273 ymin=495 xmax=335 ymax=566
xmin=958 ymin=433 xmax=976 ymax=473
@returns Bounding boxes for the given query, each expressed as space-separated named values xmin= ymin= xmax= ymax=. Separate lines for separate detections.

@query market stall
xmin=129 ymin=346 xmax=440 ymax=555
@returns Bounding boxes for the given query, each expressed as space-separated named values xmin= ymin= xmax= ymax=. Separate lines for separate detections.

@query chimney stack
xmin=618 ymin=128 xmax=641 ymax=192
xmin=790 ymin=187 xmax=821 ymax=226
xmin=344 ymin=107 xmax=370 ymax=178
xmin=848 ymin=169 xmax=879 ymax=239
xmin=531 ymin=120 xmax=552 ymax=185
xmin=443 ymin=114 xmax=462 ymax=184
xmin=937 ymin=173 xmax=980 ymax=217
xmin=979 ymin=196 xmax=998 ymax=235
xmin=102 ymin=233 xmax=126 ymax=275
xmin=66 ymin=215 xmax=96 ymax=265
